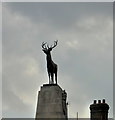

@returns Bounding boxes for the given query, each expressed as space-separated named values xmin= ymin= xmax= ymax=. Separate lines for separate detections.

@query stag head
xmin=42 ymin=40 xmax=58 ymax=54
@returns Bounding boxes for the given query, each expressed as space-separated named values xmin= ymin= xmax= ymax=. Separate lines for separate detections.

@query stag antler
xmin=42 ymin=42 xmax=47 ymax=49
xmin=51 ymin=40 xmax=58 ymax=49
xmin=42 ymin=40 xmax=58 ymax=50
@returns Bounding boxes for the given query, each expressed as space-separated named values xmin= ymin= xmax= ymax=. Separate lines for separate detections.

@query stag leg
xmin=55 ymin=65 xmax=57 ymax=84
xmin=51 ymin=73 xmax=54 ymax=84
xmin=48 ymin=72 xmax=50 ymax=84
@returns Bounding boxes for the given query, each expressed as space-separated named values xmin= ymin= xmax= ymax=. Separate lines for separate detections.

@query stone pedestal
xmin=35 ymin=84 xmax=68 ymax=119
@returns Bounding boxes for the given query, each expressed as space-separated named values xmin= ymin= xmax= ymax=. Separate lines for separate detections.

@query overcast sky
xmin=2 ymin=2 xmax=113 ymax=118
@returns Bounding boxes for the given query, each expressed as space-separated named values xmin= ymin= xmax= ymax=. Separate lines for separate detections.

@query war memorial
xmin=35 ymin=41 xmax=110 ymax=120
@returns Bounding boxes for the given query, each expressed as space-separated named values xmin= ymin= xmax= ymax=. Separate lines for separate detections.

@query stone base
xmin=35 ymin=84 xmax=68 ymax=119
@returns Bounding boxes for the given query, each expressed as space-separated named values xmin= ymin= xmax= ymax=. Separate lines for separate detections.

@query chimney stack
xmin=90 ymin=99 xmax=109 ymax=120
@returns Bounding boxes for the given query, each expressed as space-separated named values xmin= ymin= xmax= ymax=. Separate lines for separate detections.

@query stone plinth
xmin=35 ymin=84 xmax=68 ymax=119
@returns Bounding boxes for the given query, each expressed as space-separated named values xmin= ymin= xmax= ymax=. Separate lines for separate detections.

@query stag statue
xmin=42 ymin=40 xmax=58 ymax=84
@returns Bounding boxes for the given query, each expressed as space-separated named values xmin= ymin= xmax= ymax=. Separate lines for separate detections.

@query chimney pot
xmin=98 ymin=100 xmax=101 ymax=103
xmin=103 ymin=99 xmax=105 ymax=103
xmin=94 ymin=100 xmax=97 ymax=104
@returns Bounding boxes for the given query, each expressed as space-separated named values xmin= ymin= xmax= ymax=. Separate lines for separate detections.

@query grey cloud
xmin=3 ymin=2 xmax=113 ymax=30
xmin=3 ymin=77 xmax=32 ymax=117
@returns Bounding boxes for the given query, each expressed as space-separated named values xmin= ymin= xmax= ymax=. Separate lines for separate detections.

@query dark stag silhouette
xmin=42 ymin=40 xmax=58 ymax=84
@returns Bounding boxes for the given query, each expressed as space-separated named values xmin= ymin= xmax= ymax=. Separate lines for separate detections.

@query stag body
xmin=42 ymin=41 xmax=58 ymax=84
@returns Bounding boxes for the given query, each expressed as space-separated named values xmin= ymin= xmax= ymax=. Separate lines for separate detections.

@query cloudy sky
xmin=2 ymin=2 xmax=113 ymax=118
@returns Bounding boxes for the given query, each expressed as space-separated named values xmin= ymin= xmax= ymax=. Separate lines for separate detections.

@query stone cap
xmin=43 ymin=84 xmax=58 ymax=87
xmin=40 ymin=84 xmax=64 ymax=91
